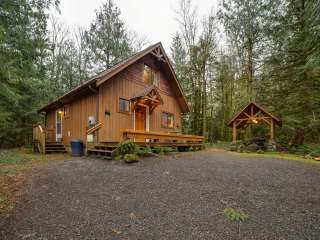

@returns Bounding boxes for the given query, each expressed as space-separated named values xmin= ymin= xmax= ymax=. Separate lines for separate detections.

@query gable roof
xmin=39 ymin=42 xmax=190 ymax=113
xmin=132 ymin=85 xmax=163 ymax=102
xmin=227 ymin=102 xmax=282 ymax=127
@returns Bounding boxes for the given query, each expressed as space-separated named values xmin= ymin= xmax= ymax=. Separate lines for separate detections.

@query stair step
xmin=44 ymin=142 xmax=66 ymax=154
xmin=46 ymin=148 xmax=66 ymax=151
xmin=94 ymin=145 xmax=117 ymax=151
xmin=87 ymin=149 xmax=112 ymax=154
xmin=45 ymin=149 xmax=67 ymax=153
xmin=87 ymin=149 xmax=113 ymax=159
xmin=46 ymin=145 xmax=65 ymax=149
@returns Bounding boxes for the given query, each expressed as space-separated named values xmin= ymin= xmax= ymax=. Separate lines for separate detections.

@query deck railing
xmin=123 ymin=129 xmax=204 ymax=143
xmin=33 ymin=125 xmax=56 ymax=153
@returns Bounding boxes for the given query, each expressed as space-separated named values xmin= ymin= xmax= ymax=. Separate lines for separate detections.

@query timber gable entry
xmin=131 ymin=85 xmax=163 ymax=114
xmin=228 ymin=102 xmax=282 ymax=142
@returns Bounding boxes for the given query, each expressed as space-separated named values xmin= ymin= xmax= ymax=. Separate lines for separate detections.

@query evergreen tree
xmin=0 ymin=0 xmax=58 ymax=147
xmin=85 ymin=0 xmax=133 ymax=73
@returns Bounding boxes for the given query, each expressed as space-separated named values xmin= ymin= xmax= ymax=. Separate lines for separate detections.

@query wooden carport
xmin=228 ymin=102 xmax=282 ymax=142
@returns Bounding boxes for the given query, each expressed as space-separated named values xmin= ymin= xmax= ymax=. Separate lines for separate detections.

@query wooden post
xmin=232 ymin=122 xmax=237 ymax=142
xmin=270 ymin=119 xmax=275 ymax=142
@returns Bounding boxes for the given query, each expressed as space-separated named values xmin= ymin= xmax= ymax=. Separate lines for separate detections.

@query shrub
xmin=237 ymin=144 xmax=245 ymax=153
xmin=229 ymin=143 xmax=238 ymax=152
xmin=223 ymin=207 xmax=249 ymax=222
xmin=137 ymin=146 xmax=153 ymax=157
xmin=162 ymin=147 xmax=175 ymax=153
xmin=310 ymin=146 xmax=320 ymax=157
xmin=290 ymin=144 xmax=311 ymax=155
xmin=152 ymin=146 xmax=163 ymax=154
xmin=123 ymin=154 xmax=139 ymax=163
xmin=118 ymin=141 xmax=137 ymax=155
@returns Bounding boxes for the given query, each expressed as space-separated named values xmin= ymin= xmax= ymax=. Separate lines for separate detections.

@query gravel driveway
xmin=1 ymin=150 xmax=320 ymax=240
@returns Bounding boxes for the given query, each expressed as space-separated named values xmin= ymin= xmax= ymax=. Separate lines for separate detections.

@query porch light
xmin=252 ymin=119 xmax=258 ymax=124
xmin=58 ymin=110 xmax=63 ymax=115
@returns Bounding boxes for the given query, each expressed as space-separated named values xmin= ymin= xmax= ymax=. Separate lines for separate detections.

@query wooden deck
xmin=87 ymin=130 xmax=204 ymax=159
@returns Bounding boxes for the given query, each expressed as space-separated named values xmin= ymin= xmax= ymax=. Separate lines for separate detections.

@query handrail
xmin=33 ymin=125 xmax=46 ymax=153
xmin=86 ymin=122 xmax=102 ymax=135
xmin=123 ymin=129 xmax=204 ymax=142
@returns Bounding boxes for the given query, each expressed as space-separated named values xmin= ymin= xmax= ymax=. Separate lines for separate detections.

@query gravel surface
xmin=1 ymin=150 xmax=320 ymax=240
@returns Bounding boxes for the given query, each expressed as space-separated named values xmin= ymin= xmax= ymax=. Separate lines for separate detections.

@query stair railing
xmin=33 ymin=125 xmax=46 ymax=153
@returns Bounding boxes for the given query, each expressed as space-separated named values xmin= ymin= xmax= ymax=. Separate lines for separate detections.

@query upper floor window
xmin=63 ymin=105 xmax=70 ymax=118
xmin=161 ymin=112 xmax=174 ymax=129
xmin=143 ymin=64 xmax=159 ymax=86
xmin=119 ymin=98 xmax=131 ymax=113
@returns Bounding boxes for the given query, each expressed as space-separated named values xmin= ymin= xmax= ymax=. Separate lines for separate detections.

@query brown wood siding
xmin=45 ymin=93 xmax=96 ymax=146
xmin=98 ymin=56 xmax=182 ymax=142
xmin=46 ymin=111 xmax=55 ymax=129
xmin=62 ymin=93 xmax=96 ymax=146
xmin=150 ymin=93 xmax=181 ymax=132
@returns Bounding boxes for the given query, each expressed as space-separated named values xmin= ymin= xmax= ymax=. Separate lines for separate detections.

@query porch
xmin=86 ymin=129 xmax=204 ymax=158
xmin=32 ymin=125 xmax=66 ymax=154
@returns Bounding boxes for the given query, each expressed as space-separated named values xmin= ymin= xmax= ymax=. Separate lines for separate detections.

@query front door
xmin=56 ymin=110 xmax=62 ymax=142
xmin=135 ymin=106 xmax=146 ymax=131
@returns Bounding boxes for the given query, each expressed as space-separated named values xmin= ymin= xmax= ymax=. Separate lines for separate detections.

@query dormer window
xmin=143 ymin=64 xmax=159 ymax=86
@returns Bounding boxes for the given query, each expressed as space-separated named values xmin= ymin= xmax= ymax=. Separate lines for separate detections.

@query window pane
xmin=143 ymin=65 xmax=152 ymax=83
xmin=162 ymin=112 xmax=174 ymax=128
xmin=167 ymin=114 xmax=174 ymax=128
xmin=119 ymin=98 xmax=130 ymax=113
xmin=64 ymin=105 xmax=70 ymax=118
xmin=143 ymin=65 xmax=159 ymax=86
xmin=161 ymin=113 xmax=167 ymax=127
xmin=153 ymin=72 xmax=159 ymax=87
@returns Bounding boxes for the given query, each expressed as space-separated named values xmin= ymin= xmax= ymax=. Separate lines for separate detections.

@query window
xmin=161 ymin=112 xmax=174 ymax=129
xmin=63 ymin=105 xmax=70 ymax=118
xmin=119 ymin=98 xmax=130 ymax=113
xmin=143 ymin=64 xmax=159 ymax=86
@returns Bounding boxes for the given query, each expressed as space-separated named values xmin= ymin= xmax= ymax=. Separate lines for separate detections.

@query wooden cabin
xmin=33 ymin=42 xmax=203 ymax=156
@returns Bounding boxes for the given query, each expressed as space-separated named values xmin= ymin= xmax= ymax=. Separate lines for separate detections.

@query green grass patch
xmin=231 ymin=151 xmax=320 ymax=165
xmin=0 ymin=149 xmax=33 ymax=164
xmin=206 ymin=141 xmax=230 ymax=150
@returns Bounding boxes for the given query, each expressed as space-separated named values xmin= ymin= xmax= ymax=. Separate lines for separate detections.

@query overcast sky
xmin=52 ymin=0 xmax=221 ymax=52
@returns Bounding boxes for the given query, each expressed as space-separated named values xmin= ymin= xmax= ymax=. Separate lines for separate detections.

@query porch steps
xmin=45 ymin=142 xmax=66 ymax=154
xmin=87 ymin=144 xmax=119 ymax=160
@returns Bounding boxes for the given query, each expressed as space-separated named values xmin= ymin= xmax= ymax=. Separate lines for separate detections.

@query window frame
xmin=161 ymin=111 xmax=174 ymax=129
xmin=143 ymin=64 xmax=159 ymax=87
xmin=118 ymin=97 xmax=131 ymax=114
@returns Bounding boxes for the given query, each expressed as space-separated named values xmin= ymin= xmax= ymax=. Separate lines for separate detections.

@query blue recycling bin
xmin=70 ymin=140 xmax=84 ymax=156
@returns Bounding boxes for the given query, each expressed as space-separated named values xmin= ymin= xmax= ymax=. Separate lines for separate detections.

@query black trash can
xmin=70 ymin=140 xmax=84 ymax=156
